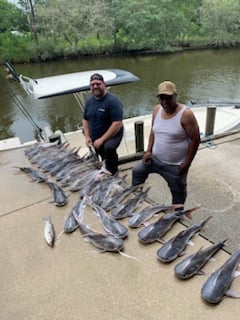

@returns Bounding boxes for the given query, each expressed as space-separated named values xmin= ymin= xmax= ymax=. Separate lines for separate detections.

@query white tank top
xmin=152 ymin=105 xmax=190 ymax=165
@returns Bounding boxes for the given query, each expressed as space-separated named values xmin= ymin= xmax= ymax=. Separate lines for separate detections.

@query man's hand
xmin=143 ymin=151 xmax=152 ymax=163
xmin=93 ymin=138 xmax=104 ymax=149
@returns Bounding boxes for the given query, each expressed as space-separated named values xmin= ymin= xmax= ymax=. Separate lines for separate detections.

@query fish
xmin=17 ymin=166 xmax=48 ymax=182
xmin=46 ymin=180 xmax=69 ymax=206
xmin=111 ymin=186 xmax=150 ymax=220
xmin=137 ymin=207 xmax=198 ymax=244
xmin=71 ymin=197 xmax=88 ymax=226
xmin=201 ymin=248 xmax=240 ymax=304
xmin=88 ymin=197 xmax=128 ymax=239
xmin=69 ymin=169 xmax=101 ymax=192
xmin=174 ymin=239 xmax=227 ymax=279
xmin=128 ymin=203 xmax=173 ymax=228
xmin=77 ymin=219 xmax=124 ymax=253
xmin=43 ymin=216 xmax=55 ymax=247
xmin=90 ymin=174 xmax=127 ymax=206
xmin=156 ymin=216 xmax=212 ymax=263
xmin=63 ymin=213 xmax=78 ymax=233
xmin=101 ymin=185 xmax=140 ymax=211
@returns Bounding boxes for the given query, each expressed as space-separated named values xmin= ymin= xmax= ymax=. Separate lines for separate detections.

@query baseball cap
xmin=157 ymin=81 xmax=177 ymax=96
xmin=90 ymin=73 xmax=104 ymax=81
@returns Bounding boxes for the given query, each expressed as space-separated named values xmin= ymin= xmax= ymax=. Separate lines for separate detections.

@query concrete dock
xmin=1 ymin=130 xmax=240 ymax=319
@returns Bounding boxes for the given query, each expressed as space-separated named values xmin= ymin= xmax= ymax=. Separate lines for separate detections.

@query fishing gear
xmin=2 ymin=59 xmax=44 ymax=141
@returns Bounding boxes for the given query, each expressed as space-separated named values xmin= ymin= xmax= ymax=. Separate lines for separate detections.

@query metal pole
xmin=134 ymin=121 xmax=144 ymax=153
xmin=205 ymin=106 xmax=216 ymax=136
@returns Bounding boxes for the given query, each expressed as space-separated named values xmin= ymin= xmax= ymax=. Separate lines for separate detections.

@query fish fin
xmin=157 ymin=238 xmax=165 ymax=244
xmin=57 ymin=230 xmax=64 ymax=238
xmin=187 ymin=240 xmax=194 ymax=246
xmin=226 ymin=289 xmax=240 ymax=299
xmin=196 ymin=270 xmax=206 ymax=276
xmin=119 ymin=251 xmax=137 ymax=260
xmin=143 ymin=221 xmax=150 ymax=227
xmin=179 ymin=251 xmax=187 ymax=257
xmin=234 ymin=271 xmax=240 ymax=278
xmin=209 ymin=257 xmax=216 ymax=262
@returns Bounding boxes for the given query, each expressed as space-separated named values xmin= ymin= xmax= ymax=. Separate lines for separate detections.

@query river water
xmin=1 ymin=48 xmax=240 ymax=142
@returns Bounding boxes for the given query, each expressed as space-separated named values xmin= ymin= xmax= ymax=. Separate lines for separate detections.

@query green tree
xmin=200 ymin=0 xmax=240 ymax=46
xmin=0 ymin=0 xmax=28 ymax=32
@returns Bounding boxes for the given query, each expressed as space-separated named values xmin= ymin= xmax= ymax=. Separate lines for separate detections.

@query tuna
xmin=201 ymin=249 xmax=240 ymax=304
xmin=174 ymin=239 xmax=227 ymax=279
xmin=156 ymin=216 xmax=212 ymax=263
xmin=137 ymin=207 xmax=198 ymax=244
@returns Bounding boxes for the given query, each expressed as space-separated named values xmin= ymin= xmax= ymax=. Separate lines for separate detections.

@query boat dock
xmin=1 ymin=128 xmax=240 ymax=319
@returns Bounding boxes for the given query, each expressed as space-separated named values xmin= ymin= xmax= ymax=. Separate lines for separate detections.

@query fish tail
xmin=184 ymin=206 xmax=200 ymax=219
xmin=201 ymin=215 xmax=213 ymax=228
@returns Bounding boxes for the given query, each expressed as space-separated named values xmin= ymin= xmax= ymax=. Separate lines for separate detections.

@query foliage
xmin=200 ymin=0 xmax=240 ymax=46
xmin=0 ymin=0 xmax=28 ymax=33
xmin=1 ymin=0 xmax=240 ymax=62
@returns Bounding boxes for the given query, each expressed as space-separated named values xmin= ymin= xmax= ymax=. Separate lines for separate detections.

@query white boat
xmin=2 ymin=60 xmax=240 ymax=154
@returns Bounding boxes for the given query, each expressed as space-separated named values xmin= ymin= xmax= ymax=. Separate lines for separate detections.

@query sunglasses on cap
xmin=157 ymin=94 xmax=174 ymax=100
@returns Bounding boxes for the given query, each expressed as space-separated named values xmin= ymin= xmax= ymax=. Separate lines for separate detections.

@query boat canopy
xmin=18 ymin=68 xmax=139 ymax=99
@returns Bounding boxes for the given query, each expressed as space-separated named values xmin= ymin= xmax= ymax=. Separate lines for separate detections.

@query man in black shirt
xmin=83 ymin=73 xmax=124 ymax=175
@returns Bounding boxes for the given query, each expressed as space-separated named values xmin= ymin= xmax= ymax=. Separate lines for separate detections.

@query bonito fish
xmin=201 ymin=248 xmax=240 ymax=304
xmin=156 ymin=216 xmax=212 ymax=263
xmin=128 ymin=203 xmax=173 ymax=228
xmin=43 ymin=216 xmax=55 ymax=247
xmin=137 ymin=207 xmax=198 ymax=244
xmin=174 ymin=239 xmax=227 ymax=279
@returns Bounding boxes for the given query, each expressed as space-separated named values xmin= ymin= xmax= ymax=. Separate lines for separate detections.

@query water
xmin=1 ymin=48 xmax=240 ymax=142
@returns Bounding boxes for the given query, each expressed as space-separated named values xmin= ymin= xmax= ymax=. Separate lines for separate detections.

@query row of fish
xmin=23 ymin=142 xmax=240 ymax=305
xmin=138 ymin=209 xmax=240 ymax=305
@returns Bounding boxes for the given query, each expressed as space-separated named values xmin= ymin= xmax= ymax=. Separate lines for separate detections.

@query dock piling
xmin=205 ymin=106 xmax=216 ymax=136
xmin=134 ymin=121 xmax=144 ymax=153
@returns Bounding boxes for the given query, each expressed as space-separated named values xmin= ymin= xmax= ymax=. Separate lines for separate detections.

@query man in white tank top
xmin=132 ymin=81 xmax=200 ymax=206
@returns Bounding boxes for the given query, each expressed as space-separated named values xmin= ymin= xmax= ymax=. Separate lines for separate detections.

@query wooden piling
xmin=134 ymin=121 xmax=144 ymax=152
xmin=205 ymin=106 xmax=216 ymax=136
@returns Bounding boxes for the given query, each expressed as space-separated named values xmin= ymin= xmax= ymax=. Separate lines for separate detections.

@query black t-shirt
xmin=83 ymin=92 xmax=123 ymax=140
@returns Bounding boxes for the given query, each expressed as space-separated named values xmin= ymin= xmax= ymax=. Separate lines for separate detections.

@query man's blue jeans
xmin=132 ymin=155 xmax=187 ymax=205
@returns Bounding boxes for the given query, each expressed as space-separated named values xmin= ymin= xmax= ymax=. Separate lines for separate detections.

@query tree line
xmin=1 ymin=0 xmax=240 ymax=63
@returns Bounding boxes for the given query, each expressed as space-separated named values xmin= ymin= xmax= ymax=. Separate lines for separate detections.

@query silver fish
xmin=18 ymin=166 xmax=47 ymax=182
xmin=156 ymin=216 xmax=212 ymax=263
xmin=46 ymin=181 xmax=69 ymax=206
xmin=111 ymin=186 xmax=150 ymax=220
xmin=174 ymin=239 xmax=227 ymax=279
xmin=88 ymin=197 xmax=128 ymax=239
xmin=201 ymin=248 xmax=240 ymax=304
xmin=43 ymin=216 xmax=55 ymax=247
xmin=138 ymin=207 xmax=198 ymax=244
xmin=128 ymin=203 xmax=173 ymax=228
